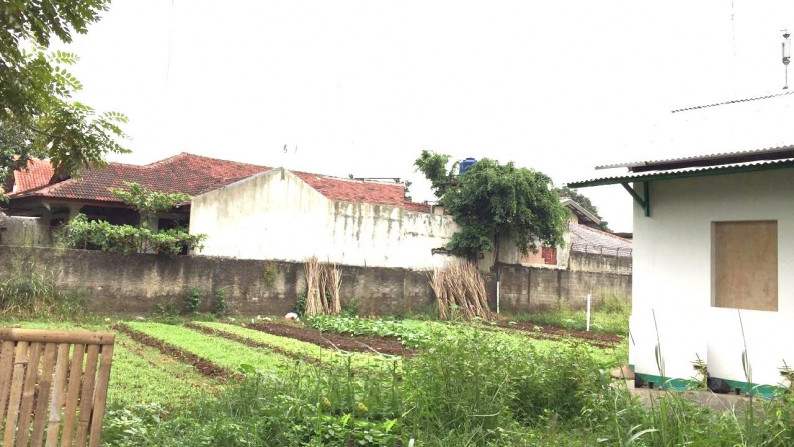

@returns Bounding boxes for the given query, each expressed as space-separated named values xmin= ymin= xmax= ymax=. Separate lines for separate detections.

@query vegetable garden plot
xmin=121 ymin=321 xmax=403 ymax=444
xmin=249 ymin=321 xmax=412 ymax=356
xmin=117 ymin=324 xmax=233 ymax=379
xmin=188 ymin=322 xmax=380 ymax=368
xmin=122 ymin=322 xmax=297 ymax=374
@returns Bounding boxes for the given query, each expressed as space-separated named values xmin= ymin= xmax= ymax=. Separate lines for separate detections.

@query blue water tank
xmin=459 ymin=158 xmax=477 ymax=174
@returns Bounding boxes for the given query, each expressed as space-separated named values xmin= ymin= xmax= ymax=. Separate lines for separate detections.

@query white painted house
xmin=189 ymin=167 xmax=458 ymax=269
xmin=571 ymin=146 xmax=794 ymax=395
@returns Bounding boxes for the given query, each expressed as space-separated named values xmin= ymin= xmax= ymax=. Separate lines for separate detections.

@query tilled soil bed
xmin=496 ymin=321 xmax=623 ymax=349
xmin=249 ymin=322 xmax=412 ymax=357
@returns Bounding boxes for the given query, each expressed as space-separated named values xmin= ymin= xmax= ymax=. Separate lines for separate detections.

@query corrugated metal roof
xmin=594 ymin=144 xmax=794 ymax=171
xmin=568 ymin=158 xmax=794 ymax=188
xmin=671 ymin=90 xmax=794 ymax=114
xmin=569 ymin=223 xmax=632 ymax=258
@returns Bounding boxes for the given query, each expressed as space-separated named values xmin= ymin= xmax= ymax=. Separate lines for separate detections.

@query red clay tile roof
xmin=292 ymin=171 xmax=408 ymax=207
xmin=10 ymin=152 xmax=430 ymax=212
xmin=11 ymin=153 xmax=269 ymax=203
xmin=13 ymin=158 xmax=55 ymax=193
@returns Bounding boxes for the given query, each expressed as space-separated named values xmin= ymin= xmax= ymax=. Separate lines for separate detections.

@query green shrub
xmin=56 ymin=214 xmax=206 ymax=255
xmin=341 ymin=297 xmax=359 ymax=317
xmin=184 ymin=288 xmax=201 ymax=314
xmin=212 ymin=289 xmax=227 ymax=316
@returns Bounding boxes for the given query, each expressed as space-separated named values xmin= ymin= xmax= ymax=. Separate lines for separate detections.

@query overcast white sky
xmin=56 ymin=0 xmax=794 ymax=232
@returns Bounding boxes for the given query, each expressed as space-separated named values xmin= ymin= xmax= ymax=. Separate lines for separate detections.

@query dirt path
xmin=249 ymin=322 xmax=412 ymax=357
xmin=184 ymin=323 xmax=320 ymax=365
xmin=115 ymin=324 xmax=235 ymax=379
xmin=496 ymin=321 xmax=623 ymax=349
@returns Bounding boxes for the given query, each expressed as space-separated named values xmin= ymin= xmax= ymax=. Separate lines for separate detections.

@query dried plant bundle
xmin=428 ymin=261 xmax=492 ymax=321
xmin=303 ymin=256 xmax=323 ymax=316
xmin=326 ymin=263 xmax=343 ymax=315
xmin=303 ymin=257 xmax=343 ymax=316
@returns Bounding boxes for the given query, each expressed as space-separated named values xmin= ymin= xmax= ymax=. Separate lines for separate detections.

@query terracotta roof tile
xmin=10 ymin=153 xmax=429 ymax=212
xmin=11 ymin=153 xmax=269 ymax=203
xmin=13 ymin=159 xmax=55 ymax=193
xmin=292 ymin=171 xmax=408 ymax=207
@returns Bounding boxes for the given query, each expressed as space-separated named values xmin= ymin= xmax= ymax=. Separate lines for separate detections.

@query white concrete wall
xmin=630 ymin=169 xmax=794 ymax=388
xmin=189 ymin=169 xmax=458 ymax=269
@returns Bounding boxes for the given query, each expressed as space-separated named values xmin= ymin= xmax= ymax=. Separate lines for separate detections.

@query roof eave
xmin=595 ymin=145 xmax=794 ymax=172
xmin=560 ymin=198 xmax=601 ymax=225
xmin=568 ymin=160 xmax=794 ymax=188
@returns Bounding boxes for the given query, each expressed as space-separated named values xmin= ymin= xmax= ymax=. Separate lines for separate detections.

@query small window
xmin=542 ymin=247 xmax=557 ymax=265
xmin=712 ymin=220 xmax=778 ymax=311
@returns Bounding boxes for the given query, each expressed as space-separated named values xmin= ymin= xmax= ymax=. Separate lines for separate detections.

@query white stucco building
xmin=572 ymin=145 xmax=794 ymax=396
xmin=189 ymin=168 xmax=458 ymax=269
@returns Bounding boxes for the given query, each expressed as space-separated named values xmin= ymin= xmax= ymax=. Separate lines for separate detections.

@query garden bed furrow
xmin=249 ymin=322 xmax=412 ymax=357
xmin=116 ymin=324 xmax=235 ymax=379
xmin=184 ymin=323 xmax=319 ymax=365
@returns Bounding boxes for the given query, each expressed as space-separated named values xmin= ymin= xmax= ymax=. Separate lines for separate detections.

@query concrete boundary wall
xmin=0 ymin=246 xmax=631 ymax=315
xmin=0 ymin=246 xmax=435 ymax=315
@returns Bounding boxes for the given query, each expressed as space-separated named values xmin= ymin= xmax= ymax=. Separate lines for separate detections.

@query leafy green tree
xmin=109 ymin=182 xmax=191 ymax=229
xmin=413 ymin=150 xmax=459 ymax=198
xmin=0 ymin=121 xmax=43 ymax=194
xmin=0 ymin=0 xmax=127 ymax=196
xmin=415 ymin=152 xmax=570 ymax=259
xmin=556 ymin=186 xmax=611 ymax=231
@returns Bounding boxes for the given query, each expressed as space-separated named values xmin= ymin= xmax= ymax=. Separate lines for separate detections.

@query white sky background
xmin=55 ymin=0 xmax=794 ymax=232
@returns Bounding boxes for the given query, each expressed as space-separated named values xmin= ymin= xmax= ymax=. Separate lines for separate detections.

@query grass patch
xmin=507 ymin=307 xmax=629 ymax=335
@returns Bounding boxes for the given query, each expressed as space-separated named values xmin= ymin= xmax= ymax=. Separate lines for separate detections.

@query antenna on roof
xmin=782 ymin=30 xmax=791 ymax=89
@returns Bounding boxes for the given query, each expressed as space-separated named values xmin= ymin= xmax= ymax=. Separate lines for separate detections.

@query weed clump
xmin=212 ymin=289 xmax=226 ymax=316
xmin=0 ymin=259 xmax=82 ymax=317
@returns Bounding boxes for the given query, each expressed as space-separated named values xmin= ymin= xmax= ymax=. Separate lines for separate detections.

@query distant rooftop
xmin=569 ymin=223 xmax=632 ymax=257
xmin=6 ymin=153 xmax=431 ymax=212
